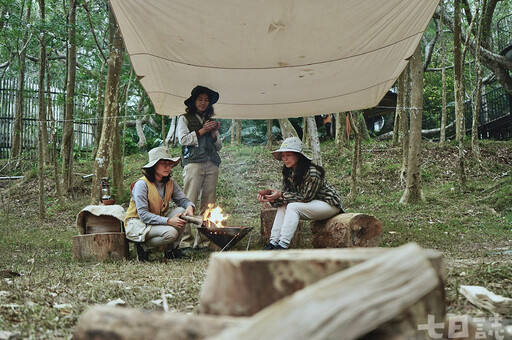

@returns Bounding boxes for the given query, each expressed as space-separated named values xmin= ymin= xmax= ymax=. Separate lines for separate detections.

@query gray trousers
xmin=128 ymin=207 xmax=185 ymax=251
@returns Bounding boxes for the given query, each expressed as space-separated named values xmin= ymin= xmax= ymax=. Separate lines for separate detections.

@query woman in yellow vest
xmin=125 ymin=146 xmax=195 ymax=261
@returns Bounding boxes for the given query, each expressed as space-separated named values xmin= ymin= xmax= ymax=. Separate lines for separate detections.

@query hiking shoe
xmin=165 ymin=248 xmax=188 ymax=260
xmin=136 ymin=243 xmax=150 ymax=262
xmin=263 ymin=243 xmax=277 ymax=250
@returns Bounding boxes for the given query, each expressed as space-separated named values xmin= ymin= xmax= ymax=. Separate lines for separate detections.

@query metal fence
xmin=0 ymin=77 xmax=97 ymax=160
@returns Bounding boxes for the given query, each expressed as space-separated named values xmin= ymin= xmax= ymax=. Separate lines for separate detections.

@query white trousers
xmin=270 ymin=200 xmax=340 ymax=247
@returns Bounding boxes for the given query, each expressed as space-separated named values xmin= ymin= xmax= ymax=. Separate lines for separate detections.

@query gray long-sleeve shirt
xmin=131 ymin=179 xmax=194 ymax=225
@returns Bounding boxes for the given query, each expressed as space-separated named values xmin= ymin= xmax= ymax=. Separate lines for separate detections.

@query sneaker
xmin=136 ymin=243 xmax=150 ymax=262
xmin=165 ymin=248 xmax=188 ymax=260
xmin=274 ymin=244 xmax=288 ymax=250
xmin=263 ymin=243 xmax=277 ymax=250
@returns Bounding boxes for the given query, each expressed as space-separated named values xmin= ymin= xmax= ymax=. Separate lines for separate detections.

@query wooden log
xmin=199 ymin=246 xmax=445 ymax=319
xmin=207 ymin=243 xmax=441 ymax=340
xmin=72 ymin=232 xmax=128 ymax=262
xmin=260 ymin=203 xmax=302 ymax=248
xmin=311 ymin=212 xmax=383 ymax=248
xmin=73 ymin=306 xmax=245 ymax=340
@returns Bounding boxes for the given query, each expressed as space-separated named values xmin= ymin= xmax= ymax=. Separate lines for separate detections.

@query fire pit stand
xmin=197 ymin=226 xmax=254 ymax=251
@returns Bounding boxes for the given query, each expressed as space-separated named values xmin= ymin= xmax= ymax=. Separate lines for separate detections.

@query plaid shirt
xmin=271 ymin=166 xmax=344 ymax=211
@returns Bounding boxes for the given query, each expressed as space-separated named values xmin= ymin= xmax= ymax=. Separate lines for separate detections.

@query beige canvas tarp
xmin=109 ymin=0 xmax=439 ymax=119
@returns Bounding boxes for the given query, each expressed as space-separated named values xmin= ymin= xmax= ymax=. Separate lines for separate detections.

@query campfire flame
xmin=203 ymin=203 xmax=229 ymax=228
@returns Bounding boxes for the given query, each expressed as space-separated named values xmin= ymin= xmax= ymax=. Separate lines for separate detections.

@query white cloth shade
xmin=110 ymin=0 xmax=439 ymax=119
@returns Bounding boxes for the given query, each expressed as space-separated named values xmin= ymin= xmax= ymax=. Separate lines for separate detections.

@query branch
xmin=82 ymin=0 xmax=107 ymax=62
xmin=423 ymin=18 xmax=440 ymax=71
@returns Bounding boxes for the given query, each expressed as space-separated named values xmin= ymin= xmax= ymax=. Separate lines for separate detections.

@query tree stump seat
xmin=260 ymin=204 xmax=383 ymax=248
xmin=73 ymin=205 xmax=128 ymax=261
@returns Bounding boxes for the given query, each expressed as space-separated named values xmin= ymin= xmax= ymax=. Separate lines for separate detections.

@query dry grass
xmin=0 ymin=139 xmax=511 ymax=338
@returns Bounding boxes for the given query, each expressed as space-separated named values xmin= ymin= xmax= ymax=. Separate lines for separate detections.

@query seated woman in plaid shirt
xmin=257 ymin=137 xmax=344 ymax=250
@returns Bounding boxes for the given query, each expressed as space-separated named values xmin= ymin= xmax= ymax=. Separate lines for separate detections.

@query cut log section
xmin=311 ymin=212 xmax=383 ymax=248
xmin=73 ymin=305 xmax=245 ymax=340
xmin=207 ymin=243 xmax=442 ymax=340
xmin=199 ymin=247 xmax=445 ymax=319
xmin=72 ymin=232 xmax=129 ymax=262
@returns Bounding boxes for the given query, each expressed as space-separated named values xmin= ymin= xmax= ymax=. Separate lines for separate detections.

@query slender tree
xmin=37 ymin=0 xmax=46 ymax=218
xmin=306 ymin=116 xmax=322 ymax=166
xmin=236 ymin=120 xmax=242 ymax=144
xmin=348 ymin=112 xmax=360 ymax=200
xmin=266 ymin=119 xmax=273 ymax=148
xmin=471 ymin=0 xmax=486 ymax=157
xmin=11 ymin=0 xmax=33 ymax=163
xmin=335 ymin=112 xmax=347 ymax=148
xmin=453 ymin=0 xmax=467 ymax=190
xmin=91 ymin=9 xmax=124 ymax=204
xmin=278 ymin=118 xmax=298 ymax=139
xmin=439 ymin=0 xmax=448 ymax=147
xmin=61 ymin=0 xmax=77 ymax=191
xmin=399 ymin=64 xmax=411 ymax=185
xmin=400 ymin=44 xmax=425 ymax=204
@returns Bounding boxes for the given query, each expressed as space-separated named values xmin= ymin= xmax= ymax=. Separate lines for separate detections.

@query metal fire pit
xmin=197 ymin=226 xmax=253 ymax=251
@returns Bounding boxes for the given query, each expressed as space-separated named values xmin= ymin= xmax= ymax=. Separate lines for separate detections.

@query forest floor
xmin=0 ymin=138 xmax=511 ymax=339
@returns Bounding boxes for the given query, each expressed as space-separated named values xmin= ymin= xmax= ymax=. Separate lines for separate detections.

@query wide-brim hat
xmin=271 ymin=137 xmax=312 ymax=161
xmin=142 ymin=146 xmax=181 ymax=169
xmin=184 ymin=85 xmax=220 ymax=107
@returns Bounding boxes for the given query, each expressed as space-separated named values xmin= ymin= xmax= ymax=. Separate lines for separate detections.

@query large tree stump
xmin=208 ymin=243 xmax=443 ymax=340
xmin=73 ymin=306 xmax=245 ymax=340
xmin=311 ymin=212 xmax=383 ymax=248
xmin=260 ymin=203 xmax=302 ymax=248
xmin=199 ymin=246 xmax=445 ymax=319
xmin=72 ymin=232 xmax=128 ymax=261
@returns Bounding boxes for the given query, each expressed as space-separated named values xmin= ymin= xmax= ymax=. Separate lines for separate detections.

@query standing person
xmin=125 ymin=146 xmax=195 ymax=261
xmin=258 ymin=137 xmax=344 ymax=250
xmin=177 ymin=85 xmax=222 ymax=252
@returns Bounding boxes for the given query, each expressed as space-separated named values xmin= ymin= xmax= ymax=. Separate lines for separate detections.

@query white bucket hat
xmin=142 ymin=146 xmax=181 ymax=169
xmin=271 ymin=137 xmax=312 ymax=161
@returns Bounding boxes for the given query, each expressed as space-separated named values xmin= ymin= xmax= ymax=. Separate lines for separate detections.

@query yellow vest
xmin=125 ymin=176 xmax=174 ymax=224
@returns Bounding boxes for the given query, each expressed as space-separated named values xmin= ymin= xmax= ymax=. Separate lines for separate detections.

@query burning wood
xmin=203 ymin=203 xmax=229 ymax=228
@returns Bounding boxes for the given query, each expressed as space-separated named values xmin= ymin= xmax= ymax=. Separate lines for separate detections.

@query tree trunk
xmin=165 ymin=116 xmax=178 ymax=146
xmin=471 ymin=0 xmax=486 ymax=158
xmin=266 ymin=119 xmax=273 ymax=148
xmin=205 ymin=243 xmax=444 ymax=340
xmin=306 ymin=116 xmax=321 ymax=166
xmin=74 ymin=306 xmax=244 ymax=340
xmin=440 ymin=0 xmax=447 ymax=147
xmin=236 ymin=120 xmax=242 ymax=144
xmin=111 ymin=114 xmax=123 ymax=201
xmin=358 ymin=111 xmax=371 ymax=141
xmin=348 ymin=112 xmax=360 ymax=200
xmin=93 ymin=60 xmax=106 ymax=158
xmin=230 ymin=119 xmax=235 ymax=144
xmin=46 ymin=64 xmax=62 ymax=199
xmin=11 ymin=2 xmax=32 ymax=163
xmin=399 ymin=64 xmax=411 ymax=184
xmin=61 ymin=0 xmax=77 ymax=191
xmin=453 ymin=0 xmax=466 ymax=190
xmin=400 ymin=44 xmax=425 ymax=204
xmin=393 ymin=70 xmax=406 ymax=145
xmin=278 ymin=118 xmax=298 ymax=139
xmin=335 ymin=112 xmax=347 ymax=147
xmin=91 ymin=10 xmax=124 ymax=205
xmin=302 ymin=117 xmax=309 ymax=147
xmin=37 ymin=0 xmax=46 ymax=218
